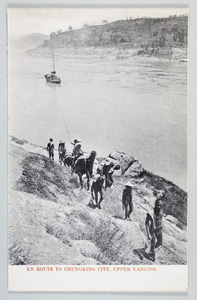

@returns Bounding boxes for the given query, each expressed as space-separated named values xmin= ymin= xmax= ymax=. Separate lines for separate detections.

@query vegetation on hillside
xmin=138 ymin=170 xmax=187 ymax=227
xmin=39 ymin=15 xmax=188 ymax=59
xmin=17 ymin=151 xmax=187 ymax=228
xmin=17 ymin=154 xmax=75 ymax=201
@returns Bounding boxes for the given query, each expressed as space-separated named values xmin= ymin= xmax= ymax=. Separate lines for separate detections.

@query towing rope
xmin=62 ymin=114 xmax=72 ymax=143
xmin=112 ymin=182 xmax=152 ymax=211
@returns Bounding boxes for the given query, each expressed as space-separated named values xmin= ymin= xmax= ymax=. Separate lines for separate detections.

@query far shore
xmin=25 ymin=45 xmax=188 ymax=61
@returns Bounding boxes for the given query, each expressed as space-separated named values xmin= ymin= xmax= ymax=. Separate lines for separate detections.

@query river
xmin=8 ymin=51 xmax=187 ymax=190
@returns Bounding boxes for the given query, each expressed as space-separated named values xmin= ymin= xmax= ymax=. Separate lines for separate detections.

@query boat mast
xmin=50 ymin=34 xmax=56 ymax=72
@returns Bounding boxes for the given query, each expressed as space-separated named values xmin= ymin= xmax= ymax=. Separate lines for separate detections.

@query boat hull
xmin=45 ymin=78 xmax=61 ymax=84
xmin=44 ymin=74 xmax=61 ymax=84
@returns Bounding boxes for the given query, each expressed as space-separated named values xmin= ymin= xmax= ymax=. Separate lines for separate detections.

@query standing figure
xmin=145 ymin=193 xmax=164 ymax=261
xmin=108 ymin=165 xmax=114 ymax=188
xmin=47 ymin=138 xmax=54 ymax=160
xmin=71 ymin=139 xmax=82 ymax=160
xmin=91 ymin=167 xmax=104 ymax=209
xmin=102 ymin=161 xmax=115 ymax=190
xmin=70 ymin=139 xmax=78 ymax=148
xmin=122 ymin=182 xmax=133 ymax=220
xmin=58 ymin=140 xmax=66 ymax=165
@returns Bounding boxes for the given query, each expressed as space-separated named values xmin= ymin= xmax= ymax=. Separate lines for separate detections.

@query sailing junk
xmin=44 ymin=34 xmax=61 ymax=84
xmin=44 ymin=71 xmax=61 ymax=84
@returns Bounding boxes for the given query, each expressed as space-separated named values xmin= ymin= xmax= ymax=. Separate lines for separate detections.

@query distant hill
xmin=31 ymin=15 xmax=188 ymax=59
xmin=9 ymin=33 xmax=50 ymax=51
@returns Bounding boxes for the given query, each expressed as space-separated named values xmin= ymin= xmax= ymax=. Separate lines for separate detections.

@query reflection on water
xmin=8 ymin=52 xmax=187 ymax=190
xmin=45 ymin=82 xmax=61 ymax=88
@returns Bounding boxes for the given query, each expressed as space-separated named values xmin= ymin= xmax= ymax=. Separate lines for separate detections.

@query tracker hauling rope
xmin=111 ymin=182 xmax=187 ymax=264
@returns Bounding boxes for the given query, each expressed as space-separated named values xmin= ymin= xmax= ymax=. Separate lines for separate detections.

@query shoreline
xmin=25 ymin=45 xmax=188 ymax=61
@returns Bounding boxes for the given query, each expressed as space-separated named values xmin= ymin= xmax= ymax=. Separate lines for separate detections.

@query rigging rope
xmin=50 ymin=80 xmax=72 ymax=144
xmin=112 ymin=182 xmax=152 ymax=211
xmin=62 ymin=114 xmax=72 ymax=143
xmin=51 ymin=37 xmax=55 ymax=72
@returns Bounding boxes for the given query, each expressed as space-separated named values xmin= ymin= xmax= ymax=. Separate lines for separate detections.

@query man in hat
xmin=71 ymin=140 xmax=83 ymax=170
xmin=71 ymin=139 xmax=82 ymax=159
xmin=145 ymin=192 xmax=164 ymax=261
xmin=70 ymin=139 xmax=78 ymax=147
xmin=122 ymin=182 xmax=133 ymax=221
xmin=47 ymin=138 xmax=54 ymax=160
xmin=91 ymin=166 xmax=104 ymax=209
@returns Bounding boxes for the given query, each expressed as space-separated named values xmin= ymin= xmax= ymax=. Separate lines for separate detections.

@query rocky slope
xmin=8 ymin=136 xmax=187 ymax=265
xmin=27 ymin=15 xmax=188 ymax=60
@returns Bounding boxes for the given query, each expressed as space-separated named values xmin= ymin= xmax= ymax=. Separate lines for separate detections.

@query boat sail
xmin=44 ymin=33 xmax=61 ymax=84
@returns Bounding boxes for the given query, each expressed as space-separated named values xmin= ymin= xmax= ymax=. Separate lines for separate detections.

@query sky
xmin=8 ymin=7 xmax=188 ymax=37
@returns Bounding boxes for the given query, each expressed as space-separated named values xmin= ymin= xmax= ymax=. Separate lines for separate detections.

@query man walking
xmin=145 ymin=192 xmax=164 ymax=261
xmin=58 ymin=140 xmax=66 ymax=164
xmin=47 ymin=138 xmax=54 ymax=160
xmin=122 ymin=182 xmax=133 ymax=221
xmin=91 ymin=167 xmax=104 ymax=209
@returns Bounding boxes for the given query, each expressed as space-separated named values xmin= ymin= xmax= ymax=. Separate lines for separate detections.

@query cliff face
xmin=31 ymin=15 xmax=188 ymax=60
xmin=8 ymin=137 xmax=187 ymax=265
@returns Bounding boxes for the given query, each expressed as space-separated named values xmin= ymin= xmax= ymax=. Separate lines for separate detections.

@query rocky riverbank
xmin=8 ymin=136 xmax=187 ymax=265
xmin=26 ymin=44 xmax=187 ymax=61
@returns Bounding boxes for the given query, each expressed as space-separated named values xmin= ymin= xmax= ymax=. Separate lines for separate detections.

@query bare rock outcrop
xmin=105 ymin=150 xmax=144 ymax=177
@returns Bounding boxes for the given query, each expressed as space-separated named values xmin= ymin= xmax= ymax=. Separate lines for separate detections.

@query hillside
xmin=8 ymin=136 xmax=187 ymax=265
xmin=9 ymin=33 xmax=50 ymax=51
xmin=28 ymin=15 xmax=188 ymax=59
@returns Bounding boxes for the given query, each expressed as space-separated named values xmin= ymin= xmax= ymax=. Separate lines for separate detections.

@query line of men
xmin=47 ymin=138 xmax=116 ymax=188
xmin=47 ymin=138 xmax=164 ymax=261
xmin=47 ymin=138 xmax=82 ymax=163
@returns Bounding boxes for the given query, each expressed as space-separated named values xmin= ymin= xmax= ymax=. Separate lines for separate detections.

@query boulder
xmin=108 ymin=151 xmax=143 ymax=177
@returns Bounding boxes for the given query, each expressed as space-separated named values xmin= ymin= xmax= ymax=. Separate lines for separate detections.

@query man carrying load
xmin=58 ymin=140 xmax=66 ymax=165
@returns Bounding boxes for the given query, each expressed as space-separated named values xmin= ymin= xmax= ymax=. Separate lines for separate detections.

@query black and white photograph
xmin=8 ymin=7 xmax=188 ymax=291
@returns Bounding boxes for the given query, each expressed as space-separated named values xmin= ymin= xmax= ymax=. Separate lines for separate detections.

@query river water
xmin=8 ymin=51 xmax=187 ymax=190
